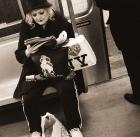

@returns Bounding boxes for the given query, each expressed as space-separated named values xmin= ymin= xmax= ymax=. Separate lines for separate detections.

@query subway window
xmin=0 ymin=0 xmax=93 ymax=39
xmin=61 ymin=0 xmax=91 ymax=18
xmin=0 ymin=0 xmax=22 ymax=38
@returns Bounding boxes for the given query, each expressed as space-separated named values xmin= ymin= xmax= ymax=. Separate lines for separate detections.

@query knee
xmin=22 ymin=95 xmax=37 ymax=105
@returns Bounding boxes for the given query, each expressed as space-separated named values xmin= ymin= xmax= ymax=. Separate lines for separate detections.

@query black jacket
xmin=95 ymin=0 xmax=140 ymax=50
xmin=14 ymin=12 xmax=74 ymax=98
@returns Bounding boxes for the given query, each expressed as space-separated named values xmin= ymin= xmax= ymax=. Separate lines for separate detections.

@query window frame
xmin=0 ymin=0 xmax=24 ymax=41
xmin=0 ymin=0 xmax=94 ymax=41
xmin=61 ymin=0 xmax=93 ymax=19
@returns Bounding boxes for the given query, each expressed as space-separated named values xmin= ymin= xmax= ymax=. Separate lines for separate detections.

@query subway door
xmin=59 ymin=0 xmax=111 ymax=85
xmin=78 ymin=0 xmax=111 ymax=85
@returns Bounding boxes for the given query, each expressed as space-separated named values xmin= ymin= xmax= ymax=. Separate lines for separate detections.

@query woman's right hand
xmin=25 ymin=45 xmax=39 ymax=57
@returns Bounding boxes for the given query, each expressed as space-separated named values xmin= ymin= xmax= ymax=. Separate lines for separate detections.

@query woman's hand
xmin=56 ymin=31 xmax=67 ymax=45
xmin=65 ymin=70 xmax=76 ymax=80
xmin=25 ymin=74 xmax=45 ymax=81
xmin=25 ymin=45 xmax=39 ymax=57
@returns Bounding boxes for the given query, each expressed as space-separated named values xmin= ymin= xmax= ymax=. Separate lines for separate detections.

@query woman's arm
xmin=15 ymin=21 xmax=33 ymax=64
xmin=54 ymin=12 xmax=75 ymax=38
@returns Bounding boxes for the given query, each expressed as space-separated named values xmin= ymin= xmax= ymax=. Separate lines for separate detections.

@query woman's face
xmin=31 ymin=8 xmax=49 ymax=26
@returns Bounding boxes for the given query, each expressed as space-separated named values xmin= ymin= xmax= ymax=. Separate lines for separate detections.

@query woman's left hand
xmin=56 ymin=31 xmax=67 ymax=45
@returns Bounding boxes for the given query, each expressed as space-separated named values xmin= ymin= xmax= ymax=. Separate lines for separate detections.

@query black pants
xmin=22 ymin=79 xmax=82 ymax=133
xmin=121 ymin=50 xmax=140 ymax=97
xmin=110 ymin=22 xmax=140 ymax=98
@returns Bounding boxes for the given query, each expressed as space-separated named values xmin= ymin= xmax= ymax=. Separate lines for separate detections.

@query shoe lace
xmin=31 ymin=131 xmax=41 ymax=137
xmin=61 ymin=127 xmax=70 ymax=137
xmin=70 ymin=128 xmax=80 ymax=132
xmin=70 ymin=128 xmax=83 ymax=137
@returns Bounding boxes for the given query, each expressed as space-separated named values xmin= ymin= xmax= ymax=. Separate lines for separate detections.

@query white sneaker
xmin=41 ymin=113 xmax=56 ymax=137
xmin=31 ymin=131 xmax=41 ymax=137
xmin=70 ymin=128 xmax=83 ymax=137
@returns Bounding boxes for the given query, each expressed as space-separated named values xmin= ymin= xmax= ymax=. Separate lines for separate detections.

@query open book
xmin=24 ymin=36 xmax=57 ymax=50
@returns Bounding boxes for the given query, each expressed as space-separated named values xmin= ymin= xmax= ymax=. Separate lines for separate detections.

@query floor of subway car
xmin=1 ymin=76 xmax=140 ymax=137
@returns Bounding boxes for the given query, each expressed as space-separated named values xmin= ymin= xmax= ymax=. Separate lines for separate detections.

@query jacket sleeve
xmin=65 ymin=21 xmax=75 ymax=38
xmin=54 ymin=12 xmax=75 ymax=38
xmin=15 ymin=21 xmax=31 ymax=64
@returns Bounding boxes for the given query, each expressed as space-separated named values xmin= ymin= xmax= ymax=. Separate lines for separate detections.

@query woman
xmin=14 ymin=0 xmax=83 ymax=136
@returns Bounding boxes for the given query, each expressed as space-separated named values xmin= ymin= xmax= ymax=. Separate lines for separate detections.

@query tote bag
xmin=64 ymin=35 xmax=97 ymax=71
xmin=30 ymin=47 xmax=69 ymax=80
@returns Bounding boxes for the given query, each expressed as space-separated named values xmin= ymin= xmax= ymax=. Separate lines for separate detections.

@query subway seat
xmin=0 ymin=80 xmax=57 ymax=106
xmin=0 ymin=38 xmax=57 ymax=107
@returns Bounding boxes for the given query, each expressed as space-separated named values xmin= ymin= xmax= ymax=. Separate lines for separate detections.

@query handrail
xmin=65 ymin=0 xmax=78 ymax=37
xmin=17 ymin=0 xmax=25 ymax=19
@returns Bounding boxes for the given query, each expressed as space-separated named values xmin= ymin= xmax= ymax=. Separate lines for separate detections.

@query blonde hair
xmin=25 ymin=7 xmax=55 ymax=27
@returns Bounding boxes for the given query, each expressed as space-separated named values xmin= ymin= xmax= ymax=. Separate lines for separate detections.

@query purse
xmin=64 ymin=35 xmax=97 ymax=71
xmin=30 ymin=47 xmax=69 ymax=80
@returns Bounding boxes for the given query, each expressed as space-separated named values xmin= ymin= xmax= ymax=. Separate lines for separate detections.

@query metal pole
xmin=57 ymin=0 xmax=65 ymax=17
xmin=65 ymin=0 xmax=78 ymax=37
xmin=17 ymin=0 xmax=25 ymax=19
xmin=65 ymin=0 xmax=88 ymax=93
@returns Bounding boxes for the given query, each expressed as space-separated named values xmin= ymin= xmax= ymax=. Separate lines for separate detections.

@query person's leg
xmin=121 ymin=50 xmax=140 ymax=99
xmin=110 ymin=23 xmax=140 ymax=104
xmin=22 ymin=82 xmax=47 ymax=134
xmin=55 ymin=79 xmax=83 ymax=136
